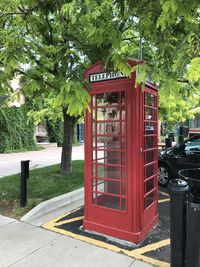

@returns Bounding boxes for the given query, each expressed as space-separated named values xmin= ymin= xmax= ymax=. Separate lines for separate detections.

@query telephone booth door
xmin=142 ymin=87 xmax=158 ymax=229
xmin=84 ymin=86 xmax=134 ymax=241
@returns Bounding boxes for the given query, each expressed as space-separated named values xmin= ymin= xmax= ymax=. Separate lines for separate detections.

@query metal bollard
xmin=179 ymin=126 xmax=184 ymax=136
xmin=20 ymin=160 xmax=30 ymax=207
xmin=165 ymin=137 xmax=172 ymax=148
xmin=178 ymin=135 xmax=184 ymax=144
xmin=168 ymin=179 xmax=189 ymax=267
xmin=168 ymin=132 xmax=175 ymax=141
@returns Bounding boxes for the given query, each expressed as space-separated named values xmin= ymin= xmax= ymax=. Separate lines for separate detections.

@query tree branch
xmin=45 ymin=12 xmax=53 ymax=43
xmin=0 ymin=1 xmax=46 ymax=18
xmin=16 ymin=68 xmax=57 ymax=90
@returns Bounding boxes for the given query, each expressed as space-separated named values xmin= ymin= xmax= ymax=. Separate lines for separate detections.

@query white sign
xmin=89 ymin=71 xmax=126 ymax=82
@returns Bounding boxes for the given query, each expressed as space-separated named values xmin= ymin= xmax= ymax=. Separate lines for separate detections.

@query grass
xmin=0 ymin=160 xmax=84 ymax=219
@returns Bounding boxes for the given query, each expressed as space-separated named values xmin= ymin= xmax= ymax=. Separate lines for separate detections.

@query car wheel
xmin=158 ymin=163 xmax=171 ymax=187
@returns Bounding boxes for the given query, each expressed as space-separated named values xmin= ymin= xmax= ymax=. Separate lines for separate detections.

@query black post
xmin=165 ymin=137 xmax=172 ymax=148
xmin=20 ymin=160 xmax=30 ymax=207
xmin=178 ymin=135 xmax=184 ymax=144
xmin=168 ymin=179 xmax=189 ymax=267
xmin=168 ymin=132 xmax=175 ymax=141
xmin=179 ymin=126 xmax=184 ymax=136
xmin=77 ymin=124 xmax=80 ymax=143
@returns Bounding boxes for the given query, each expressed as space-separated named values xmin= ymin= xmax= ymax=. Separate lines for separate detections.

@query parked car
xmin=158 ymin=134 xmax=200 ymax=187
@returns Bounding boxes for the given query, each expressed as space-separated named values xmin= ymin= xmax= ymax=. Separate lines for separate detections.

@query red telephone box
xmin=83 ymin=59 xmax=158 ymax=243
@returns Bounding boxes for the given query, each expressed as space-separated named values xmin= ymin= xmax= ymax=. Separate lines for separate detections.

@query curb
xmin=21 ymin=187 xmax=84 ymax=226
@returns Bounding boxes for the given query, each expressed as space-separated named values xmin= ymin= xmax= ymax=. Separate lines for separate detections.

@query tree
xmin=123 ymin=0 xmax=200 ymax=123
xmin=0 ymin=0 xmax=199 ymax=174
xmin=60 ymin=0 xmax=200 ymax=123
xmin=0 ymin=0 xmax=90 ymax=174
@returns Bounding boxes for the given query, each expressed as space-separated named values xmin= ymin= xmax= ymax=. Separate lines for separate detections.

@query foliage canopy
xmin=0 ymin=0 xmax=199 ymax=160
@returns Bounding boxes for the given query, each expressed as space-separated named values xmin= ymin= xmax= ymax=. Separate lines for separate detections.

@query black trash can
xmin=179 ymin=169 xmax=200 ymax=203
xmin=179 ymin=169 xmax=200 ymax=267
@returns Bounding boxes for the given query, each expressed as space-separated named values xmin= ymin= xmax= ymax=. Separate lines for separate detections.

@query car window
xmin=184 ymin=137 xmax=200 ymax=154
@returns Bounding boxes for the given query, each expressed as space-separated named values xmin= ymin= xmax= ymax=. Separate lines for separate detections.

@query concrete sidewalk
xmin=0 ymin=144 xmax=154 ymax=267
xmin=0 ymin=143 xmax=84 ymax=177
xmin=0 ymin=215 xmax=153 ymax=267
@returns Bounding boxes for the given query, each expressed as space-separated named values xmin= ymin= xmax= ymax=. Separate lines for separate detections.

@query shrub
xmin=0 ymin=105 xmax=36 ymax=153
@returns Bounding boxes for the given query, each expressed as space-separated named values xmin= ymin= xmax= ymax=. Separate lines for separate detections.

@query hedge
xmin=0 ymin=105 xmax=36 ymax=153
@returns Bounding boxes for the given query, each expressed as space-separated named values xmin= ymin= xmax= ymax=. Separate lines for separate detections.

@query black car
xmin=158 ymin=134 xmax=200 ymax=187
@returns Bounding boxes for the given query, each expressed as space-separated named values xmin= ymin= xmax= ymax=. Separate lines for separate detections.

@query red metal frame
xmin=84 ymin=60 xmax=158 ymax=243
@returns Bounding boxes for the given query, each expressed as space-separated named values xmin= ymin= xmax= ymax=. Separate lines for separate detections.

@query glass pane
xmin=145 ymin=107 xmax=156 ymax=121
xmin=93 ymin=165 xmax=126 ymax=180
xmin=92 ymin=123 xmax=96 ymax=135
xmin=145 ymin=93 xmax=155 ymax=106
xmin=105 ymin=166 xmax=121 ymax=179
xmin=121 ymin=137 xmax=126 ymax=149
xmin=145 ymin=178 xmax=154 ymax=193
xmin=121 ymin=91 xmax=125 ymax=105
xmin=96 ymin=194 xmax=120 ymax=210
xmin=122 ymin=152 xmax=126 ymax=165
xmin=106 ymin=140 xmax=122 ymax=149
xmin=97 ymin=179 xmax=120 ymax=195
xmin=96 ymin=92 xmax=120 ymax=106
xmin=145 ymin=164 xmax=154 ymax=178
xmin=96 ymin=156 xmax=106 ymax=164
xmin=145 ymin=191 xmax=155 ymax=208
xmin=145 ymin=150 xmax=154 ymax=164
xmin=95 ymin=138 xmax=123 ymax=149
xmin=121 ymin=106 xmax=126 ymax=120
xmin=106 ymin=151 xmax=121 ymax=164
xmin=122 ymin=182 xmax=126 ymax=195
xmin=93 ymin=136 xmax=96 ymax=148
xmin=122 ymin=122 xmax=126 ymax=135
xmin=145 ymin=136 xmax=156 ymax=149
xmin=93 ymin=150 xmax=96 ymax=161
xmin=121 ymin=167 xmax=126 ymax=180
xmin=92 ymin=192 xmax=97 ymax=204
xmin=92 ymin=95 xmax=95 ymax=107
xmin=96 ymin=165 xmax=106 ymax=178
xmin=92 ymin=164 xmax=96 ymax=176
xmin=121 ymin=198 xmax=126 ymax=211
xmin=93 ymin=179 xmax=97 ymax=191
xmin=93 ymin=107 xmax=120 ymax=121
xmin=145 ymin=122 xmax=156 ymax=134
xmin=93 ymin=150 xmax=125 ymax=165
xmin=96 ymin=122 xmax=120 ymax=135
xmin=93 ymin=150 xmax=107 ymax=162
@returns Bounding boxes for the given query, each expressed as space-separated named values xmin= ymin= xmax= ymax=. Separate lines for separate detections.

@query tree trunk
xmin=60 ymin=106 xmax=77 ymax=175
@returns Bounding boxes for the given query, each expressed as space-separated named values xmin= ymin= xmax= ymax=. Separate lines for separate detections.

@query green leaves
xmin=133 ymin=64 xmax=148 ymax=90
xmin=187 ymin=58 xmax=200 ymax=83
xmin=0 ymin=105 xmax=36 ymax=153
xmin=0 ymin=0 xmax=200 ymax=129
xmin=58 ymin=82 xmax=90 ymax=117
xmin=159 ymin=78 xmax=200 ymax=123
xmin=157 ymin=0 xmax=178 ymax=30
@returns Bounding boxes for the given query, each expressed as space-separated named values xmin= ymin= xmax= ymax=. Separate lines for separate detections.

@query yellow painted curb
xmin=158 ymin=198 xmax=170 ymax=203
xmin=42 ymin=209 xmax=170 ymax=267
